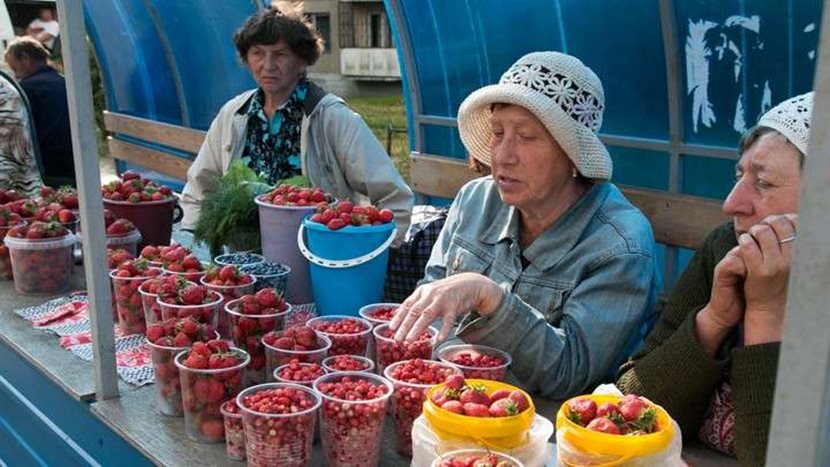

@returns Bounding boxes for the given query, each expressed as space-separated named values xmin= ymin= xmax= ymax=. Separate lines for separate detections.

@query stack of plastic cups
xmin=174 ymin=348 xmax=250 ymax=443
xmin=158 ymin=290 xmax=223 ymax=328
xmin=263 ymin=331 xmax=331 ymax=378
xmin=200 ymin=276 xmax=256 ymax=340
xmin=384 ymin=360 xmax=463 ymax=457
xmin=225 ymin=298 xmax=292 ymax=386
xmin=237 ymin=383 xmax=322 ymax=466
xmin=313 ymin=372 xmax=393 ymax=466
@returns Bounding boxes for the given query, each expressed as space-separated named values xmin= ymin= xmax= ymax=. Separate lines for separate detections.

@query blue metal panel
xmin=0 ymin=342 xmax=151 ymax=466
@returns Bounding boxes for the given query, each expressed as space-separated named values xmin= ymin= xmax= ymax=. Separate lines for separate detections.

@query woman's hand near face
xmin=740 ymin=214 xmax=798 ymax=344
xmin=696 ymin=246 xmax=748 ymax=357
xmin=388 ymin=273 xmax=504 ymax=342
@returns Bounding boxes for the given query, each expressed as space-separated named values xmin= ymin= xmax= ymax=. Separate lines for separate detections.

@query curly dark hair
xmin=233 ymin=5 xmax=324 ymax=66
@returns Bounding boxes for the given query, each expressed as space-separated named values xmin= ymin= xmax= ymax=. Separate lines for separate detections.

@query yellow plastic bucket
xmin=423 ymin=379 xmax=535 ymax=450
xmin=555 ymin=394 xmax=674 ymax=466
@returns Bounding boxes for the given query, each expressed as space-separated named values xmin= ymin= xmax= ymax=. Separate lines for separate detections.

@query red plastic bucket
xmin=103 ymin=198 xmax=181 ymax=249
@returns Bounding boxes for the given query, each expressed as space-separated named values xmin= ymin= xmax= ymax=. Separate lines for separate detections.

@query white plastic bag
xmin=410 ymin=413 xmax=554 ymax=467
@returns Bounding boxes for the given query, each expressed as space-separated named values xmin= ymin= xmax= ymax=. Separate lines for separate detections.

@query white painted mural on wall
xmin=685 ymin=15 xmax=816 ymax=135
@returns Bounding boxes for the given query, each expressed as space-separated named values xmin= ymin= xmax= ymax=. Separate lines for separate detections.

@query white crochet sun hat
xmin=457 ymin=51 xmax=612 ymax=181
xmin=756 ymin=91 xmax=814 ymax=156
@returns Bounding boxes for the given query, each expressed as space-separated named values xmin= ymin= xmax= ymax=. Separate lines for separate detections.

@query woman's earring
xmin=572 ymin=167 xmax=578 ymax=179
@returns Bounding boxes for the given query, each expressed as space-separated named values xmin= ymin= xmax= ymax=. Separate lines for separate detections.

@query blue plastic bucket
xmin=298 ymin=217 xmax=396 ymax=317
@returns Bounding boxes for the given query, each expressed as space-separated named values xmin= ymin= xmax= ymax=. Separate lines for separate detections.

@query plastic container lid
xmin=4 ymin=232 xmax=77 ymax=250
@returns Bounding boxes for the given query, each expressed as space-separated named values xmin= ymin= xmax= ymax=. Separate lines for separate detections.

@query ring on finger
xmin=778 ymin=235 xmax=797 ymax=244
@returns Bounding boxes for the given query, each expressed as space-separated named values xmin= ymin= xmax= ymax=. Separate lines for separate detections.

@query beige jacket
xmin=180 ymin=86 xmax=414 ymax=244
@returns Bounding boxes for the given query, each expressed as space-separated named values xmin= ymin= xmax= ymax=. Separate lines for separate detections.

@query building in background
xmin=304 ymin=0 xmax=400 ymax=97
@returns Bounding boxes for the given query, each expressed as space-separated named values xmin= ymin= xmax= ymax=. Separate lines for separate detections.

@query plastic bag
xmin=555 ymin=385 xmax=684 ymax=466
xmin=410 ymin=413 xmax=554 ymax=467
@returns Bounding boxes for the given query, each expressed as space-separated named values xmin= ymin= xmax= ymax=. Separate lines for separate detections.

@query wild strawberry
xmin=567 ymin=398 xmax=598 ymax=426
xmin=587 ymin=417 xmax=622 ymax=434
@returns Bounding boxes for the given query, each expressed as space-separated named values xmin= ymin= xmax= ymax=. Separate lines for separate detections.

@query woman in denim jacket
xmin=390 ymin=52 xmax=660 ymax=399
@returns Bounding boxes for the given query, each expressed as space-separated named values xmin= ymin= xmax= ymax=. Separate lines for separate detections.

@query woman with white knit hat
xmin=618 ymin=91 xmax=814 ymax=465
xmin=389 ymin=51 xmax=660 ymax=399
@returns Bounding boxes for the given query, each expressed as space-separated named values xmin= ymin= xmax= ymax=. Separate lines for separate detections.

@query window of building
xmin=310 ymin=13 xmax=331 ymax=53
xmin=370 ymin=13 xmax=382 ymax=48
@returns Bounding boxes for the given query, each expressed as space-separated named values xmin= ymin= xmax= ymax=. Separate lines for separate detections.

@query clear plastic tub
xmin=174 ymin=347 xmax=250 ymax=443
xmin=437 ymin=344 xmax=512 ymax=381
xmin=225 ymin=298 xmax=292 ymax=386
xmin=0 ymin=221 xmax=25 ymax=281
xmin=220 ymin=400 xmax=246 ymax=461
xmin=384 ymin=360 xmax=463 ymax=457
xmin=106 ymin=229 xmax=142 ymax=256
xmin=263 ymin=331 xmax=331 ymax=377
xmin=307 ymin=315 xmax=373 ymax=357
xmin=358 ymin=303 xmax=400 ymax=361
xmin=313 ymin=372 xmax=394 ymax=466
xmin=273 ymin=361 xmax=327 ymax=386
xmin=5 ymin=233 xmax=76 ymax=295
xmin=146 ymin=339 xmax=188 ymax=416
xmin=138 ymin=280 xmax=163 ymax=326
xmin=240 ymin=261 xmax=291 ymax=295
xmin=237 ymin=383 xmax=321 ymax=467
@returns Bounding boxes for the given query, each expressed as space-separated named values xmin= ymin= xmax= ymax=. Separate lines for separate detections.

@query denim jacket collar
xmin=479 ymin=183 xmax=609 ymax=271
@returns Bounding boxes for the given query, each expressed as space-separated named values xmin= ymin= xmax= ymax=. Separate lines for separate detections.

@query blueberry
xmin=214 ymin=253 xmax=264 ymax=266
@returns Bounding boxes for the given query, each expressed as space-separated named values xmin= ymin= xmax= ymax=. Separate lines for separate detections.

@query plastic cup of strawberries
xmin=321 ymin=354 xmax=375 ymax=374
xmin=307 ymin=315 xmax=373 ymax=357
xmin=200 ymin=264 xmax=256 ymax=339
xmin=138 ymin=277 xmax=164 ymax=326
xmin=357 ymin=303 xmax=400 ymax=327
xmin=273 ymin=359 xmax=327 ymax=386
xmin=160 ymin=246 xmax=208 ymax=282
xmin=225 ymin=289 xmax=292 ymax=386
xmin=437 ymin=344 xmax=513 ymax=382
xmin=383 ymin=359 xmax=463 ymax=457
xmin=220 ymin=399 xmax=246 ymax=461
xmin=0 ymin=210 xmax=25 ymax=280
xmin=145 ymin=317 xmax=218 ymax=416
xmin=262 ymin=326 xmax=332 ymax=377
xmin=109 ymin=260 xmax=161 ymax=336
xmin=174 ymin=341 xmax=250 ymax=443
xmin=372 ymin=323 xmax=438 ymax=376
xmin=157 ymin=284 xmax=223 ymax=326
xmin=236 ymin=382 xmax=322 ymax=467
xmin=431 ymin=449 xmax=524 ymax=467
xmin=313 ymin=372 xmax=394 ymax=467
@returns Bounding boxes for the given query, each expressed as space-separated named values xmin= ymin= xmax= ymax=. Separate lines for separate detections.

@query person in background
xmin=0 ymin=70 xmax=43 ymax=196
xmin=389 ymin=51 xmax=660 ymax=399
xmin=617 ymin=92 xmax=813 ymax=466
xmin=25 ymin=8 xmax=60 ymax=52
xmin=181 ymin=3 xmax=414 ymax=244
xmin=4 ymin=37 xmax=74 ymax=188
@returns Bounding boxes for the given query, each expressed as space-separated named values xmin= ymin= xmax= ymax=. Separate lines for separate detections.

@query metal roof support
xmin=56 ymin=0 xmax=118 ymax=400
xmin=767 ymin=0 xmax=830 ymax=463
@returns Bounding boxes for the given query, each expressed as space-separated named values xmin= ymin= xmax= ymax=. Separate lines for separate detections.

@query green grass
xmin=344 ymin=95 xmax=411 ymax=180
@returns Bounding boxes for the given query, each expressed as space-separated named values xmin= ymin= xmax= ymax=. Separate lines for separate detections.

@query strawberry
xmin=106 ymin=218 xmax=135 ymax=236
xmin=440 ymin=400 xmax=464 ymax=414
xmin=462 ymin=402 xmax=490 ymax=417
xmin=489 ymin=389 xmax=511 ymax=402
xmin=180 ymin=285 xmax=207 ymax=305
xmin=57 ymin=209 xmax=75 ymax=223
xmin=567 ymin=398 xmax=597 ymax=426
xmin=508 ymin=390 xmax=530 ymax=412
xmin=459 ymin=384 xmax=490 ymax=406
xmin=619 ymin=394 xmax=648 ymax=422
xmin=326 ymin=218 xmax=346 ymax=230
xmin=378 ymin=209 xmax=394 ymax=223
xmin=587 ymin=417 xmax=621 ymax=434
xmin=489 ymin=398 xmax=519 ymax=417
xmin=597 ymin=402 xmax=623 ymax=421
xmin=444 ymin=374 xmax=466 ymax=391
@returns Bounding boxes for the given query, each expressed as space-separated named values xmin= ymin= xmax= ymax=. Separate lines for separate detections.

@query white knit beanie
xmin=457 ymin=51 xmax=612 ymax=181
xmin=757 ymin=91 xmax=814 ymax=156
